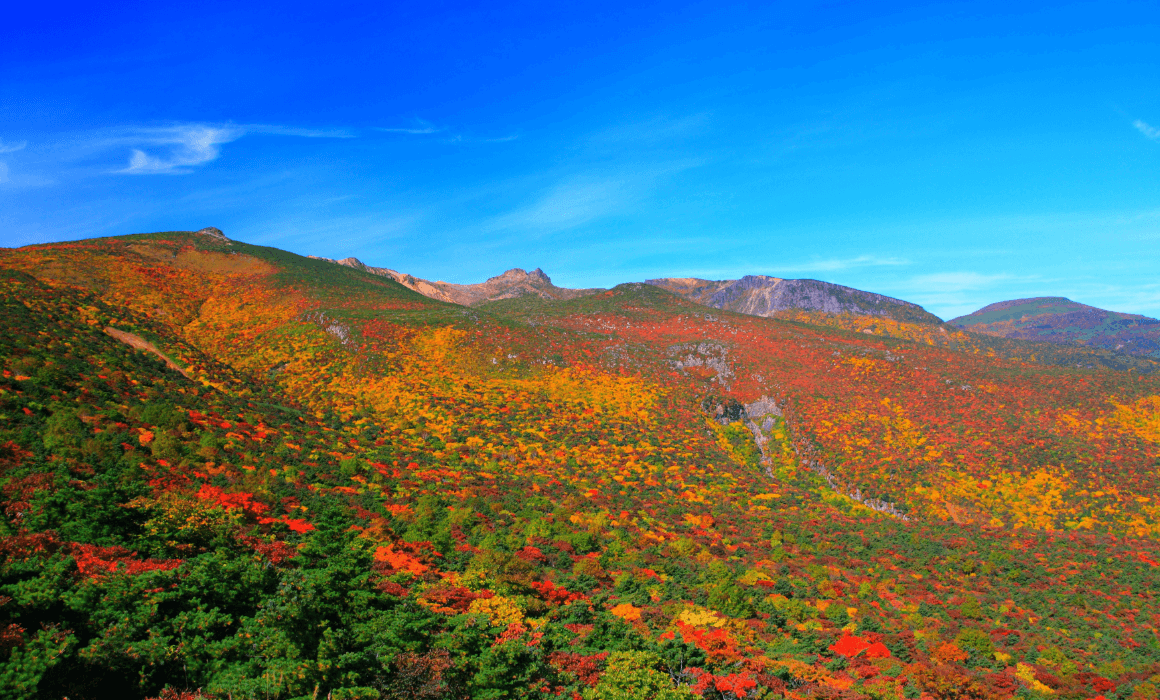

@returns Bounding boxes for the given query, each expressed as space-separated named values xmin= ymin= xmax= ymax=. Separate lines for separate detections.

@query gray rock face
xmin=646 ymin=275 xmax=941 ymax=324
xmin=671 ymin=342 xmax=735 ymax=389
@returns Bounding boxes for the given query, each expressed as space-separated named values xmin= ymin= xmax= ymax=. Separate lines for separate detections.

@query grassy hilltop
xmin=0 ymin=231 xmax=1157 ymax=700
xmin=950 ymin=298 xmax=1160 ymax=360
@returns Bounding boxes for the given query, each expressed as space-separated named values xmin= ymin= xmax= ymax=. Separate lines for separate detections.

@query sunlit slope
xmin=0 ymin=230 xmax=461 ymax=405
xmin=7 ymin=233 xmax=1160 ymax=536
xmin=482 ymin=286 xmax=1160 ymax=537
xmin=1 ymin=232 xmax=1159 ymax=699
xmin=0 ymin=238 xmax=776 ymax=528
xmin=772 ymin=309 xmax=1160 ymax=374
xmin=5 ymin=233 xmax=1160 ymax=535
xmin=0 ymin=230 xmax=442 ymax=336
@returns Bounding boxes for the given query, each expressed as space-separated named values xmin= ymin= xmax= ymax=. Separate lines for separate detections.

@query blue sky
xmin=2 ymin=0 xmax=1158 ymax=320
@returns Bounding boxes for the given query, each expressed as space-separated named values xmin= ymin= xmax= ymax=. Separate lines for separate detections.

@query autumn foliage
xmin=0 ymin=232 xmax=1156 ymax=699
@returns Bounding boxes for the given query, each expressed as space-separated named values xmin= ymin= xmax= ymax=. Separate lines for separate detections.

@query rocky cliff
xmin=646 ymin=275 xmax=942 ymax=324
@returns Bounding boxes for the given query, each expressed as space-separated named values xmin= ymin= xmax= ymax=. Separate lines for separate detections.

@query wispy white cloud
xmin=114 ymin=123 xmax=354 ymax=175
xmin=485 ymin=158 xmax=702 ymax=235
xmin=377 ymin=119 xmax=441 ymax=135
xmin=488 ymin=177 xmax=633 ymax=232
xmin=1134 ymin=119 xmax=1160 ymax=141
xmin=0 ymin=139 xmax=26 ymax=154
xmin=442 ymin=133 xmax=523 ymax=145
xmin=376 ymin=120 xmax=520 ymax=144
xmin=255 ymin=125 xmax=353 ymax=138
xmin=118 ymin=125 xmax=246 ymax=174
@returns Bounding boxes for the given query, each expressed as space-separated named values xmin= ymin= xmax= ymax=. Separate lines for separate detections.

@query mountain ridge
xmin=646 ymin=275 xmax=944 ymax=325
xmin=307 ymin=255 xmax=604 ymax=307
xmin=309 ymin=255 xmax=945 ymax=326
xmin=950 ymin=296 xmax=1160 ymax=357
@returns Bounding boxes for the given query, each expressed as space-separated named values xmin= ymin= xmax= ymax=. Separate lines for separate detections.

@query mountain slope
xmin=0 ymin=231 xmax=1158 ymax=699
xmin=772 ymin=308 xmax=1160 ymax=374
xmin=647 ymin=275 xmax=943 ymax=324
xmin=950 ymin=296 xmax=1160 ymax=357
xmin=310 ymin=255 xmax=603 ymax=307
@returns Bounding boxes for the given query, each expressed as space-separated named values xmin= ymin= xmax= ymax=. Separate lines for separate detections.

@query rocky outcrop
xmin=307 ymin=256 xmax=602 ymax=307
xmin=647 ymin=275 xmax=941 ymax=324
xmin=195 ymin=227 xmax=228 ymax=242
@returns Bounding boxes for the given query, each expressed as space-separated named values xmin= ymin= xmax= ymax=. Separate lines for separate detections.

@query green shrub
xmin=583 ymin=651 xmax=693 ymax=700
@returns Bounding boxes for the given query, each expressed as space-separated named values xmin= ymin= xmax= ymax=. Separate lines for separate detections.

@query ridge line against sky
xmin=1 ymin=0 xmax=1158 ymax=320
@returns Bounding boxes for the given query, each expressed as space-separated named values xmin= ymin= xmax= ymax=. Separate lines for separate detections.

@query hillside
xmin=0 ymin=231 xmax=1158 ymax=700
xmin=310 ymin=255 xmax=603 ymax=307
xmin=950 ymin=297 xmax=1160 ymax=358
xmin=769 ymin=309 xmax=1160 ymax=375
xmin=647 ymin=276 xmax=943 ymax=325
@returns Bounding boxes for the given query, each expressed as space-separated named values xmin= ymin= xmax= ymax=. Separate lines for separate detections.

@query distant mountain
xmin=308 ymin=256 xmax=603 ymax=307
xmin=646 ymin=275 xmax=943 ymax=324
xmin=949 ymin=297 xmax=1160 ymax=357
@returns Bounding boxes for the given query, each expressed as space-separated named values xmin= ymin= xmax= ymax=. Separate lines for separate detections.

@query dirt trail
xmin=103 ymin=327 xmax=191 ymax=379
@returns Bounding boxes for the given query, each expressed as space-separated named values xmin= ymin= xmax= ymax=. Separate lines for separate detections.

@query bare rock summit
xmin=195 ymin=227 xmax=228 ymax=242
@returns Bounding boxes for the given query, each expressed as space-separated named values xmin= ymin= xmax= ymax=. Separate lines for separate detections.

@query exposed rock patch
xmin=103 ymin=327 xmax=191 ymax=378
xmin=671 ymin=342 xmax=735 ymax=388
xmin=195 ymin=227 xmax=228 ymax=242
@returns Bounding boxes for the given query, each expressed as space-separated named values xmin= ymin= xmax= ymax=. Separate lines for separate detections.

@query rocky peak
xmin=489 ymin=268 xmax=553 ymax=286
xmin=307 ymin=255 xmax=600 ymax=307
xmin=195 ymin=227 xmax=228 ymax=242
xmin=336 ymin=257 xmax=370 ymax=272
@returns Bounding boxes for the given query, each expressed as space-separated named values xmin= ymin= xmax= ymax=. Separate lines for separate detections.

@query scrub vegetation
xmin=0 ymin=232 xmax=1156 ymax=699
